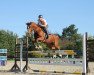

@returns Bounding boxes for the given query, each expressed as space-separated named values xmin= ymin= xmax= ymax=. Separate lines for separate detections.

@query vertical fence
xmin=82 ymin=33 xmax=87 ymax=75
xmin=11 ymin=37 xmax=28 ymax=72
xmin=20 ymin=39 xmax=23 ymax=72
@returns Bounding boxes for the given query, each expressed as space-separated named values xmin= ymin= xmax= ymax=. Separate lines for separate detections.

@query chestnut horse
xmin=26 ymin=22 xmax=60 ymax=50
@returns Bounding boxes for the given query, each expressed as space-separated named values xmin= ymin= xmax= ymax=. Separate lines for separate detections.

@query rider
xmin=38 ymin=15 xmax=48 ymax=39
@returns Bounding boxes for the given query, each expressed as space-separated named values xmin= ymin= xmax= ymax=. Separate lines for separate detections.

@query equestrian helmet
xmin=38 ymin=15 xmax=43 ymax=18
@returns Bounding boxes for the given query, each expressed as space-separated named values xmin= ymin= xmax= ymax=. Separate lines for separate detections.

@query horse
xmin=26 ymin=22 xmax=60 ymax=50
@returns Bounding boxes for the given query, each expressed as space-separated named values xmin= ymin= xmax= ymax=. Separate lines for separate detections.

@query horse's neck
xmin=32 ymin=24 xmax=40 ymax=31
xmin=32 ymin=24 xmax=36 ymax=29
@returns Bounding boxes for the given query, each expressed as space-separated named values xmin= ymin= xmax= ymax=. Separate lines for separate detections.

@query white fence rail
xmin=28 ymin=58 xmax=82 ymax=66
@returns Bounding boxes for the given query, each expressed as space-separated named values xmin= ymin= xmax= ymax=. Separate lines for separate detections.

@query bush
xmin=28 ymin=51 xmax=45 ymax=58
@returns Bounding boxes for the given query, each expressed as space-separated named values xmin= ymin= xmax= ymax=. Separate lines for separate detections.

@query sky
xmin=0 ymin=0 xmax=94 ymax=37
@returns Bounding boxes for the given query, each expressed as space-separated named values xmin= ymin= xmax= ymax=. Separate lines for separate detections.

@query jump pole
xmin=23 ymin=36 xmax=29 ymax=71
xmin=20 ymin=39 xmax=23 ymax=72
xmin=82 ymin=33 xmax=87 ymax=75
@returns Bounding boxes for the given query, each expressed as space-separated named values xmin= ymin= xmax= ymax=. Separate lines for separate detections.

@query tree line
xmin=0 ymin=24 xmax=94 ymax=59
xmin=0 ymin=30 xmax=17 ymax=57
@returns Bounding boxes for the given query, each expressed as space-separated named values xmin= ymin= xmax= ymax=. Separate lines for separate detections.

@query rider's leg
xmin=39 ymin=26 xmax=48 ymax=39
xmin=43 ymin=27 xmax=48 ymax=39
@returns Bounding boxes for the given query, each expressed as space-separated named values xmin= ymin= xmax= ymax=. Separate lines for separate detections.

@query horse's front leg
xmin=36 ymin=36 xmax=44 ymax=42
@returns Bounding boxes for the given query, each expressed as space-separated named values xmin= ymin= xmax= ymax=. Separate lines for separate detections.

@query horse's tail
xmin=54 ymin=34 xmax=61 ymax=39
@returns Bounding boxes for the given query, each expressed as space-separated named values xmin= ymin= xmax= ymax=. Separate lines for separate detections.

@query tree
xmin=61 ymin=24 xmax=82 ymax=55
xmin=0 ymin=30 xmax=17 ymax=57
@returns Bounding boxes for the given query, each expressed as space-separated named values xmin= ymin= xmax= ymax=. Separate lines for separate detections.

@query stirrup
xmin=46 ymin=35 xmax=48 ymax=39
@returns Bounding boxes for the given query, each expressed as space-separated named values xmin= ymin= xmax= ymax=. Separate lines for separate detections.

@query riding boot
xmin=41 ymin=27 xmax=48 ymax=39
xmin=44 ymin=29 xmax=49 ymax=39
xmin=46 ymin=32 xmax=49 ymax=39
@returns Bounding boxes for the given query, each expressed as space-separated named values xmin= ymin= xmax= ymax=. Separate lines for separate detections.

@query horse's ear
xmin=26 ymin=22 xmax=30 ymax=25
xmin=26 ymin=22 xmax=28 ymax=25
xmin=26 ymin=22 xmax=32 ymax=25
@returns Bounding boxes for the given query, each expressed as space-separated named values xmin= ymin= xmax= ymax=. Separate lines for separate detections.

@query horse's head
xmin=26 ymin=22 xmax=33 ymax=36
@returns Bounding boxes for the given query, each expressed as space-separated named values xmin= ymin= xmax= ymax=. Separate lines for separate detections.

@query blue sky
xmin=0 ymin=0 xmax=94 ymax=37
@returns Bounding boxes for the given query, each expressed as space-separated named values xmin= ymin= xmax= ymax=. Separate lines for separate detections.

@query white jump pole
xmin=20 ymin=39 xmax=23 ymax=72
xmin=82 ymin=34 xmax=87 ymax=75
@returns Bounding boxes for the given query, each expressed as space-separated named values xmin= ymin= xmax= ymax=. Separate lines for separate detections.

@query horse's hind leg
xmin=54 ymin=37 xmax=60 ymax=50
xmin=55 ymin=44 xmax=60 ymax=50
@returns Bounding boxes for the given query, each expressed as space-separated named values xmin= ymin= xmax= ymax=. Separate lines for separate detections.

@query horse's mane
xmin=32 ymin=22 xmax=43 ymax=29
xmin=26 ymin=22 xmax=37 ymax=26
xmin=27 ymin=22 xmax=40 ymax=28
xmin=32 ymin=22 xmax=37 ymax=25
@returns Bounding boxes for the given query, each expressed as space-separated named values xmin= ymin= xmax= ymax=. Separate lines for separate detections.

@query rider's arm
xmin=38 ymin=19 xmax=40 ymax=25
xmin=40 ymin=18 xmax=47 ymax=27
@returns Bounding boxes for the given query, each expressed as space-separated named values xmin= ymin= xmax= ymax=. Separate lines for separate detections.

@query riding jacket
xmin=38 ymin=18 xmax=47 ymax=28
